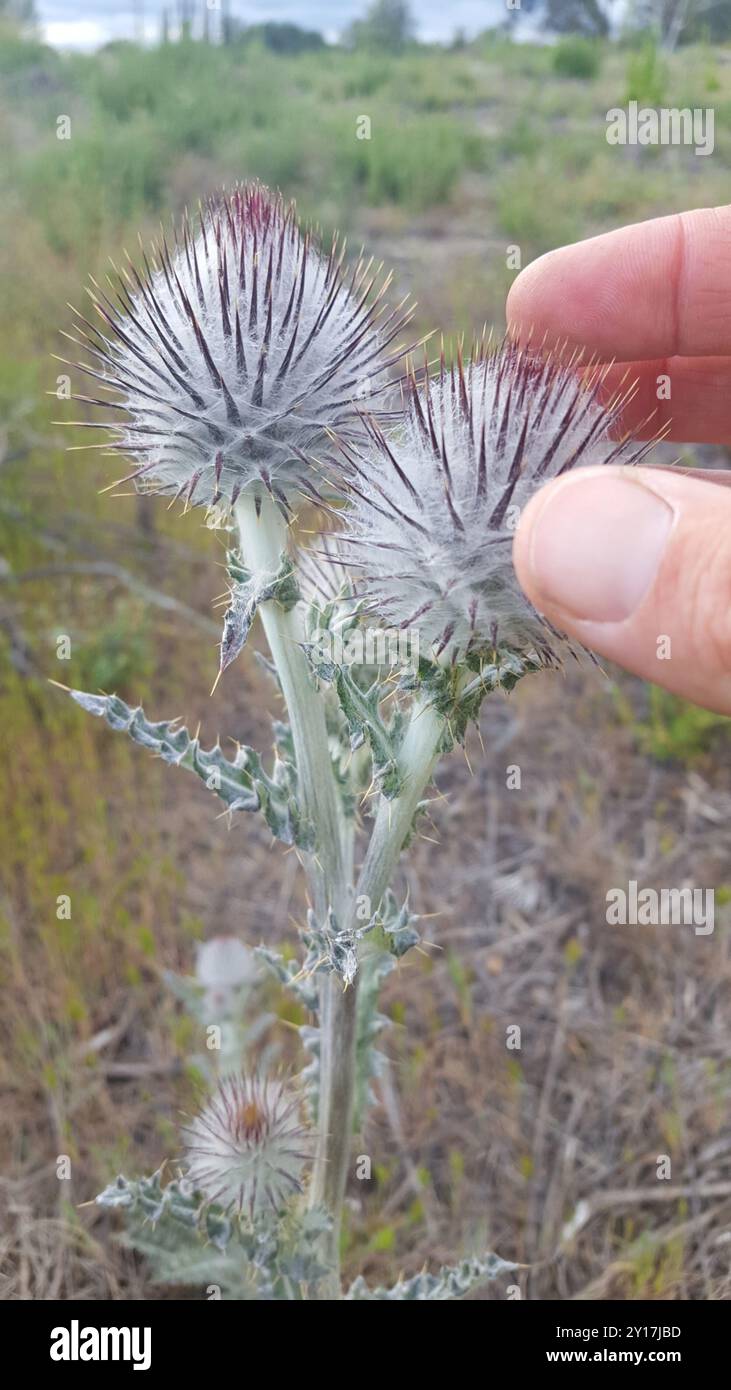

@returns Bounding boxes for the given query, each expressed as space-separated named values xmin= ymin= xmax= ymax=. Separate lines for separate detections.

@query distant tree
xmin=686 ymin=0 xmax=731 ymax=39
xmin=543 ymin=0 xmax=618 ymax=36
xmin=239 ymin=22 xmax=326 ymax=55
xmin=346 ymin=0 xmax=416 ymax=52
xmin=177 ymin=0 xmax=194 ymax=42
xmin=221 ymin=0 xmax=234 ymax=46
xmin=629 ymin=0 xmax=731 ymax=45
xmin=0 ymin=0 xmax=37 ymax=26
xmin=543 ymin=0 xmax=728 ymax=39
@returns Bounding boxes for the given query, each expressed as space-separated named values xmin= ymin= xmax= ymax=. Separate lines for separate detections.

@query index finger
xmin=506 ymin=204 xmax=731 ymax=362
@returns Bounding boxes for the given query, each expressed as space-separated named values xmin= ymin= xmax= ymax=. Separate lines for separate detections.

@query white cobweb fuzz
xmin=63 ymin=182 xmax=414 ymax=513
xmin=181 ymin=1074 xmax=313 ymax=1218
xmin=336 ymin=343 xmax=656 ymax=667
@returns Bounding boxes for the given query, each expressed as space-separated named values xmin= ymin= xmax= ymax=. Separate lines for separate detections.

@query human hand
xmin=507 ymin=205 xmax=731 ymax=715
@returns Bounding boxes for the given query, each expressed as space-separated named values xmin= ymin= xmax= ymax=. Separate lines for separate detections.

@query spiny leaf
xmin=333 ymin=666 xmax=403 ymax=799
xmin=96 ymin=1170 xmax=233 ymax=1250
xmin=353 ymin=893 xmax=421 ymax=1124
xmin=363 ymin=888 xmax=422 ymax=958
xmin=99 ymin=1170 xmax=333 ymax=1300
xmin=346 ymin=1251 xmax=516 ymax=1301
xmin=255 ymin=945 xmax=318 ymax=1013
xmin=64 ymin=689 xmax=314 ymax=848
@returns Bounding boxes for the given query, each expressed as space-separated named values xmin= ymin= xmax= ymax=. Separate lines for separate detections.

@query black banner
xmin=0 ymin=1297 xmax=723 ymax=1375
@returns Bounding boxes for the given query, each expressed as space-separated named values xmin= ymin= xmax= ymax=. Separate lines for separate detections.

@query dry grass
xmin=2 ymin=618 xmax=730 ymax=1299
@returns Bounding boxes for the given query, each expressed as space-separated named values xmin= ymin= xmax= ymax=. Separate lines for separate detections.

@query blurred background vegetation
xmin=1 ymin=0 xmax=731 ymax=1300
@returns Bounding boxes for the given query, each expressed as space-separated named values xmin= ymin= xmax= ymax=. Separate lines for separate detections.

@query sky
xmin=36 ymin=1 xmax=507 ymax=51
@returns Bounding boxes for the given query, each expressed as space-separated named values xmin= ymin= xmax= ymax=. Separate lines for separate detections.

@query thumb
xmin=513 ymin=466 xmax=731 ymax=715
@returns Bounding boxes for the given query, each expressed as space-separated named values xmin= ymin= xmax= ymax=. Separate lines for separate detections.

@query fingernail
xmin=526 ymin=474 xmax=674 ymax=622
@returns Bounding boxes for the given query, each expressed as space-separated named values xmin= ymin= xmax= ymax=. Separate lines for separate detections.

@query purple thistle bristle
xmin=62 ymin=182 xmax=415 ymax=512
xmin=181 ymin=1073 xmax=313 ymax=1218
xmin=336 ymin=341 xmax=657 ymax=667
xmin=297 ymin=532 xmax=358 ymax=611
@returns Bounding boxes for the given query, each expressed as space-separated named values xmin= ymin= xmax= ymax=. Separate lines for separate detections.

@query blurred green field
xmin=2 ymin=23 xmax=731 ymax=1300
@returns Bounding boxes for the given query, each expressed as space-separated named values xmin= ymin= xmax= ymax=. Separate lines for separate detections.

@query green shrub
xmin=630 ymin=686 xmax=730 ymax=764
xmin=552 ymin=37 xmax=601 ymax=81
xmin=502 ymin=116 xmax=543 ymax=160
xmin=495 ymin=162 xmax=580 ymax=251
xmin=0 ymin=25 xmax=57 ymax=75
xmin=21 ymin=115 xmax=167 ymax=253
xmin=342 ymin=53 xmax=393 ymax=98
xmin=625 ymin=39 xmax=668 ymax=108
xmin=72 ymin=601 xmax=154 ymax=699
xmin=337 ymin=113 xmax=483 ymax=210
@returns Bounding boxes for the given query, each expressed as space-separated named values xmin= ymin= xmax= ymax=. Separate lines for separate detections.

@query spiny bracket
xmin=362 ymin=889 xmax=421 ymax=959
xmin=302 ymin=906 xmax=359 ymax=987
xmin=297 ymin=888 xmax=420 ymax=988
xmin=400 ymin=647 xmax=544 ymax=750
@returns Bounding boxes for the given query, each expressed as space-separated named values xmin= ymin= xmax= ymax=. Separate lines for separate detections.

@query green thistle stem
xmin=234 ymin=500 xmax=449 ymax=1297
xmin=234 ymin=495 xmax=346 ymax=915
xmin=235 ymin=494 xmax=356 ymax=1297
xmin=356 ymin=695 xmax=445 ymax=924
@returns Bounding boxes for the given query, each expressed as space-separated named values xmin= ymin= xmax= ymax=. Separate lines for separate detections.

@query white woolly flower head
xmin=337 ymin=343 xmax=653 ymax=667
xmin=64 ymin=182 xmax=413 ymax=512
xmin=182 ymin=1073 xmax=313 ymax=1217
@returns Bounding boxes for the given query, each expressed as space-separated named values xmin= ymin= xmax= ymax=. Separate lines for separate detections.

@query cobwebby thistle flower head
xmin=182 ymin=1074 xmax=313 ymax=1217
xmin=337 ymin=342 xmax=656 ymax=668
xmin=64 ymin=182 xmax=413 ymax=514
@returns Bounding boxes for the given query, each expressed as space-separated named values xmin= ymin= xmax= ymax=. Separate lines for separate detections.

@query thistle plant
xmin=61 ymin=182 xmax=651 ymax=1301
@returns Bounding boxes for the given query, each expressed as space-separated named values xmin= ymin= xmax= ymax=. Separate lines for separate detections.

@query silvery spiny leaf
xmin=347 ymin=1251 xmax=516 ymax=1300
xmin=98 ymin=1169 xmax=331 ymax=1298
xmin=64 ymin=688 xmax=314 ymax=848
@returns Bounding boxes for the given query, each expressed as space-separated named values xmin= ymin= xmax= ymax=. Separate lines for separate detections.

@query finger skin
xmin=598 ymin=357 xmax=731 ymax=443
xmin=506 ymin=205 xmax=731 ymax=361
xmin=513 ymin=467 xmax=731 ymax=715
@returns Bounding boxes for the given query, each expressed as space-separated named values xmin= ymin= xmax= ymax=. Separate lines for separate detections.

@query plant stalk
xmin=356 ymin=695 xmax=445 ymax=922
xmin=235 ymin=501 xmax=448 ymax=1297
xmin=235 ymin=494 xmax=357 ymax=1297
xmin=235 ymin=495 xmax=346 ymax=916
xmin=308 ymin=973 xmax=359 ymax=1294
